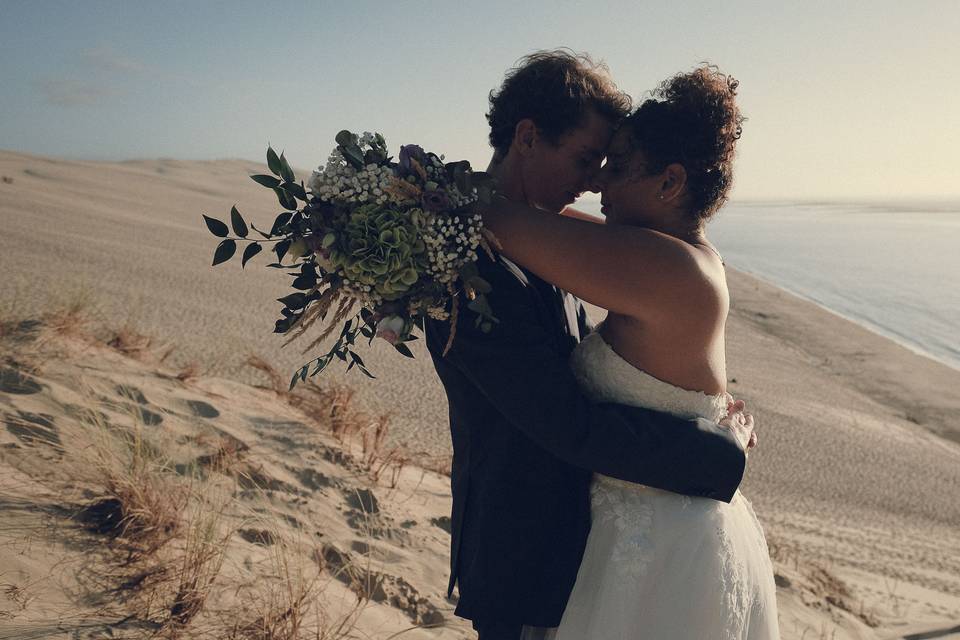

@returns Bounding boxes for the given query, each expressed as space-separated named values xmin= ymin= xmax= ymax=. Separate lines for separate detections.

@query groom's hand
xmin=720 ymin=399 xmax=757 ymax=455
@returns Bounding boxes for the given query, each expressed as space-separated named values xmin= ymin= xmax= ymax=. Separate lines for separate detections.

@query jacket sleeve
xmin=427 ymin=258 xmax=746 ymax=502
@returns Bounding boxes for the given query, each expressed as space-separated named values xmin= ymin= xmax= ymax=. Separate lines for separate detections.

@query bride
xmin=479 ymin=65 xmax=780 ymax=639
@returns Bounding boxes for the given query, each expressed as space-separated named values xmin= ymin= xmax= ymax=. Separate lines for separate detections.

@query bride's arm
xmin=482 ymin=199 xmax=712 ymax=318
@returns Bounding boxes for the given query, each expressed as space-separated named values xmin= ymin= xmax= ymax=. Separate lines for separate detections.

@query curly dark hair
xmin=486 ymin=49 xmax=632 ymax=161
xmin=624 ymin=65 xmax=745 ymax=222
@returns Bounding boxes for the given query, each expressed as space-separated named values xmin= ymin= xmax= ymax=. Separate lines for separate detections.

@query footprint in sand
xmin=100 ymin=386 xmax=165 ymax=426
xmin=237 ymin=528 xmax=277 ymax=546
xmin=114 ymin=384 xmax=148 ymax=405
xmin=296 ymin=468 xmax=332 ymax=491
xmin=119 ymin=403 xmax=164 ymax=426
xmin=3 ymin=411 xmax=62 ymax=450
xmin=343 ymin=487 xmax=380 ymax=514
xmin=63 ymin=403 xmax=111 ymax=426
xmin=183 ymin=399 xmax=220 ymax=419
xmin=0 ymin=366 xmax=42 ymax=395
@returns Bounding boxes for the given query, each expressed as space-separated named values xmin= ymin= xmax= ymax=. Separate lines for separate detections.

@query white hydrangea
xmin=423 ymin=212 xmax=483 ymax=283
xmin=308 ymin=147 xmax=396 ymax=206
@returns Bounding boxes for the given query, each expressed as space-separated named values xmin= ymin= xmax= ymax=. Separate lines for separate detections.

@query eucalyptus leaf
xmin=274 ymin=238 xmax=292 ymax=262
xmin=277 ymin=292 xmax=308 ymax=309
xmin=251 ymin=174 xmax=281 ymax=188
xmin=311 ymin=356 xmax=331 ymax=376
xmin=267 ymin=147 xmax=282 ymax=176
xmin=250 ymin=223 xmax=272 ymax=239
xmin=281 ymin=181 xmax=307 ymax=201
xmin=274 ymin=187 xmax=298 ymax=211
xmin=241 ymin=242 xmax=262 ymax=268
xmin=335 ymin=130 xmax=355 ymax=147
xmin=230 ymin=206 xmax=248 ymax=238
xmin=203 ymin=214 xmax=229 ymax=238
xmin=341 ymin=145 xmax=365 ymax=169
xmin=349 ymin=351 xmax=366 ymax=367
xmin=291 ymin=274 xmax=316 ymax=290
xmin=212 ymin=239 xmax=236 ymax=265
xmin=279 ymin=152 xmax=295 ymax=183
xmin=395 ymin=343 xmax=414 ymax=358
xmin=270 ymin=211 xmax=294 ymax=236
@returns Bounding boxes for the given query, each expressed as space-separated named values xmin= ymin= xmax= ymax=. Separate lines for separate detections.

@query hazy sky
xmin=2 ymin=1 xmax=958 ymax=200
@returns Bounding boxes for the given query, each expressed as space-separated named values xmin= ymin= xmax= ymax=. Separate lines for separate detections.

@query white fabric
xmin=551 ymin=330 xmax=781 ymax=640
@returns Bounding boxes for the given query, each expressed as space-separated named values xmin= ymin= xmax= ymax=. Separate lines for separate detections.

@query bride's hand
xmin=720 ymin=398 xmax=757 ymax=455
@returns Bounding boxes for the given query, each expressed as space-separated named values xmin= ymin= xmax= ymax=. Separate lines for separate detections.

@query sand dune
xmin=1 ymin=150 xmax=959 ymax=638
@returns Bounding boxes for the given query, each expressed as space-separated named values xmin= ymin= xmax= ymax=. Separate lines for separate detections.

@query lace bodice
xmin=570 ymin=330 xmax=729 ymax=423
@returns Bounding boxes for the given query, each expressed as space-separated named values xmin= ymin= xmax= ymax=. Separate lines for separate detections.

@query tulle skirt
xmin=552 ymin=476 xmax=780 ymax=640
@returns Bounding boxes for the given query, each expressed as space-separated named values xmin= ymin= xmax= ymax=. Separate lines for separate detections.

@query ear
xmin=659 ymin=163 xmax=687 ymax=202
xmin=512 ymin=118 xmax=538 ymax=157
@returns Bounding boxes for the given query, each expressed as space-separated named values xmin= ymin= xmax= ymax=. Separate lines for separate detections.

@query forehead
xmin=605 ymin=127 xmax=633 ymax=157
xmin=560 ymin=109 xmax=616 ymax=155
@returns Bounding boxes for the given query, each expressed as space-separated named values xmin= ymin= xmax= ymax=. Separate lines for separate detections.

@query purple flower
xmin=421 ymin=189 xmax=449 ymax=212
xmin=398 ymin=144 xmax=425 ymax=171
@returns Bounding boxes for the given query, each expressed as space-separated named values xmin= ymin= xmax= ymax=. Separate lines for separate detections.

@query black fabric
xmin=473 ymin=618 xmax=523 ymax=640
xmin=425 ymin=251 xmax=746 ymax=626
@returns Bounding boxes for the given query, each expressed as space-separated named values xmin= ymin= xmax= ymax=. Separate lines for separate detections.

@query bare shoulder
xmin=617 ymin=227 xmax=728 ymax=318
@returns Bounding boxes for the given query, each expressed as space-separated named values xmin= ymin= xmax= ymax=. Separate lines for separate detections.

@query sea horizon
xmin=574 ymin=197 xmax=960 ymax=372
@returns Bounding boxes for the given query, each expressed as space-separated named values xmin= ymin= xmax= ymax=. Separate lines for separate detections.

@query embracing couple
xmin=425 ymin=50 xmax=779 ymax=640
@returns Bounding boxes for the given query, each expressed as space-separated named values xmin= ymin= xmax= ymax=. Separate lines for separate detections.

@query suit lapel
xmin=559 ymin=290 xmax=582 ymax=342
xmin=499 ymin=255 xmax=584 ymax=352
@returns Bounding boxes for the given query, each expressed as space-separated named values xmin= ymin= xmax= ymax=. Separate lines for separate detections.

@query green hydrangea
xmin=328 ymin=204 xmax=430 ymax=301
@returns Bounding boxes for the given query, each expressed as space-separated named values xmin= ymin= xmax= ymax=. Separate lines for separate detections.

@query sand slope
xmin=2 ymin=150 xmax=959 ymax=638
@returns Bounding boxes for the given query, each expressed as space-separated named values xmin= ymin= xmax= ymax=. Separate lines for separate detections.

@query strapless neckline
xmin=570 ymin=330 xmax=730 ymax=423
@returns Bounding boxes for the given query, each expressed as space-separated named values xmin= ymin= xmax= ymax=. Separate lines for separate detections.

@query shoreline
xmin=2 ymin=150 xmax=960 ymax=636
xmin=724 ymin=265 xmax=960 ymax=374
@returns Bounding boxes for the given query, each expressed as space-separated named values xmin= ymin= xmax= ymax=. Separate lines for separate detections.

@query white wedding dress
xmin=553 ymin=330 xmax=780 ymax=640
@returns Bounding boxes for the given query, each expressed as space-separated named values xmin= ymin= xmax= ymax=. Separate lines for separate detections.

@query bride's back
xmin=588 ymin=65 xmax=742 ymax=395
xmin=597 ymin=245 xmax=729 ymax=396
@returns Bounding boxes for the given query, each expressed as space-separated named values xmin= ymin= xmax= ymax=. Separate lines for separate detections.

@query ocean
xmin=573 ymin=199 xmax=960 ymax=371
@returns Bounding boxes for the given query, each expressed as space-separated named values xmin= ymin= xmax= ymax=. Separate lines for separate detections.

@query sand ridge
xmin=2 ymin=150 xmax=959 ymax=638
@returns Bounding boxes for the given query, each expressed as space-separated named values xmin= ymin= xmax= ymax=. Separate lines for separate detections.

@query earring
xmin=658 ymin=194 xmax=665 ymax=201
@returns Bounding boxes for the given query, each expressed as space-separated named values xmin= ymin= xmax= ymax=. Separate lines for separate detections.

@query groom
xmin=425 ymin=50 xmax=754 ymax=640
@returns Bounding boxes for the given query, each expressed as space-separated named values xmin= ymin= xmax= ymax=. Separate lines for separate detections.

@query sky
xmin=1 ymin=0 xmax=958 ymax=201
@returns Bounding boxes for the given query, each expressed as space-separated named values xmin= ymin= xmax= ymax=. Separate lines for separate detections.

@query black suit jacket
xmin=425 ymin=252 xmax=746 ymax=626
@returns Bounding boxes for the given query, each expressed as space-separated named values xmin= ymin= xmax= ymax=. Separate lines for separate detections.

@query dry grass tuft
xmin=244 ymin=355 xmax=412 ymax=486
xmin=768 ymin=535 xmax=880 ymax=628
xmin=73 ymin=398 xmax=187 ymax=559
xmin=175 ymin=361 xmax=203 ymax=383
xmin=160 ymin=507 xmax=228 ymax=636
xmin=106 ymin=322 xmax=161 ymax=361
xmin=193 ymin=434 xmax=249 ymax=475
xmin=226 ymin=540 xmax=324 ymax=640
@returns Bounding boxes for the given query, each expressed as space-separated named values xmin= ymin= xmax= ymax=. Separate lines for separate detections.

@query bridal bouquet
xmin=203 ymin=131 xmax=498 ymax=389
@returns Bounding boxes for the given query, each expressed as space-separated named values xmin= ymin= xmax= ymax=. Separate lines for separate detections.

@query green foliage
xmin=205 ymin=136 xmax=499 ymax=387
xmin=230 ymin=206 xmax=248 ymax=238
xmin=267 ymin=146 xmax=282 ymax=176
xmin=251 ymin=174 xmax=281 ymax=188
xmin=279 ymin=152 xmax=295 ymax=183
xmin=212 ymin=239 xmax=236 ymax=266
xmin=203 ymin=214 xmax=229 ymax=238
xmin=241 ymin=242 xmax=262 ymax=268
xmin=274 ymin=187 xmax=298 ymax=211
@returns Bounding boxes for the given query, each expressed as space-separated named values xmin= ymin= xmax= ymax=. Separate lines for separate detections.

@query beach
xmin=2 ymin=150 xmax=959 ymax=638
